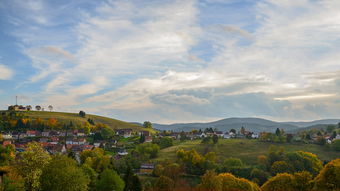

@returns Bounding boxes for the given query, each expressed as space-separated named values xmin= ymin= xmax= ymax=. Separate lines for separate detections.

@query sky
xmin=0 ymin=0 xmax=340 ymax=124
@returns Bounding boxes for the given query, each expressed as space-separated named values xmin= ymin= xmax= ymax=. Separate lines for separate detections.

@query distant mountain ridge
xmin=153 ymin=118 xmax=340 ymax=133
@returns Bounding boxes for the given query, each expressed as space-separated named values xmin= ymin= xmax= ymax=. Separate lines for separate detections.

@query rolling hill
xmin=155 ymin=139 xmax=340 ymax=165
xmin=153 ymin=117 xmax=340 ymax=133
xmin=1 ymin=110 xmax=155 ymax=133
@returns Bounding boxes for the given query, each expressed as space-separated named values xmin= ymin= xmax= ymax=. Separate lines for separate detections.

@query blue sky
xmin=0 ymin=0 xmax=340 ymax=123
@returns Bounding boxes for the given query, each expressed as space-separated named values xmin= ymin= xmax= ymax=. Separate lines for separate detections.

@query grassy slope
xmin=156 ymin=139 xmax=340 ymax=165
xmin=6 ymin=110 xmax=156 ymax=133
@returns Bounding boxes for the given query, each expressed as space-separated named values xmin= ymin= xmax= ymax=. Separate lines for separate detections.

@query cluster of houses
xmin=158 ymin=130 xmax=259 ymax=140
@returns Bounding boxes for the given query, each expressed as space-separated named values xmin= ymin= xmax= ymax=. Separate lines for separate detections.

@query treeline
xmin=0 ymin=142 xmax=143 ymax=191
xmin=147 ymin=146 xmax=340 ymax=191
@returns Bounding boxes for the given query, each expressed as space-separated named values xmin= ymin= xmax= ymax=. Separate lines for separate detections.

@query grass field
xmin=156 ymin=139 xmax=340 ymax=165
xmin=2 ymin=110 xmax=156 ymax=133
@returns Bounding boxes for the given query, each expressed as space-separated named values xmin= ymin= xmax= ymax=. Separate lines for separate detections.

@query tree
xmin=327 ymin=125 xmax=336 ymax=133
xmin=198 ymin=170 xmax=219 ymax=190
xmin=154 ymin=176 xmax=174 ymax=191
xmin=139 ymin=134 xmax=145 ymax=143
xmin=47 ymin=118 xmax=57 ymax=128
xmin=180 ymin=131 xmax=187 ymax=141
xmin=230 ymin=129 xmax=236 ymax=134
xmin=223 ymin=157 xmax=244 ymax=169
xmin=40 ymin=155 xmax=89 ymax=191
xmin=285 ymin=151 xmax=323 ymax=176
xmin=48 ymin=105 xmax=53 ymax=112
xmin=250 ymin=168 xmax=270 ymax=186
xmin=270 ymin=161 xmax=291 ymax=175
xmin=143 ymin=121 xmax=152 ymax=128
xmin=83 ymin=122 xmax=91 ymax=135
xmin=331 ymin=131 xmax=337 ymax=139
xmin=261 ymin=173 xmax=295 ymax=191
xmin=79 ymin=111 xmax=86 ymax=117
xmin=16 ymin=142 xmax=51 ymax=191
xmin=275 ymin=128 xmax=281 ymax=136
xmin=135 ymin=143 xmax=160 ymax=159
xmin=96 ymin=169 xmax=125 ymax=191
xmin=26 ymin=105 xmax=32 ymax=111
xmin=216 ymin=173 xmax=260 ymax=191
xmin=261 ymin=172 xmax=312 ymax=191
xmin=212 ymin=134 xmax=218 ymax=144
xmin=314 ymin=159 xmax=340 ymax=190
xmin=35 ymin=106 xmax=41 ymax=111
xmin=100 ymin=127 xmax=114 ymax=140
xmin=123 ymin=166 xmax=142 ymax=191
xmin=0 ymin=166 xmax=25 ymax=191
xmin=158 ymin=137 xmax=173 ymax=149
xmin=331 ymin=139 xmax=340 ymax=151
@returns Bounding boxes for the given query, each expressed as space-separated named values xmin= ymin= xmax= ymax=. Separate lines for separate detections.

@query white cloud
xmin=0 ymin=65 xmax=13 ymax=80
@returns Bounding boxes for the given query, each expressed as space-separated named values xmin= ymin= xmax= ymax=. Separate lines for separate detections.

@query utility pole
xmin=15 ymin=95 xmax=18 ymax=105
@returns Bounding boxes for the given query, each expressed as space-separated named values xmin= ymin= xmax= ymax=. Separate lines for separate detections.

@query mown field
xmin=1 ymin=110 xmax=156 ymax=133
xmin=156 ymin=139 xmax=340 ymax=165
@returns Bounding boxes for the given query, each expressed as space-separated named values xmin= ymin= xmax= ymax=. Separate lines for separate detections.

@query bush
xmin=313 ymin=159 xmax=340 ymax=190
xmin=136 ymin=143 xmax=160 ymax=159
xmin=261 ymin=172 xmax=312 ymax=191
xmin=270 ymin=161 xmax=292 ymax=175
xmin=332 ymin=139 xmax=340 ymax=151
xmin=159 ymin=137 xmax=173 ymax=149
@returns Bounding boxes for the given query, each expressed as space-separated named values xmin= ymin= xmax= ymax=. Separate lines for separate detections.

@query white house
xmin=335 ymin=134 xmax=340 ymax=140
xmin=215 ymin=131 xmax=224 ymax=137
xmin=2 ymin=133 xmax=12 ymax=139
xmin=223 ymin=132 xmax=231 ymax=139
xmin=251 ymin=133 xmax=259 ymax=139
xmin=118 ymin=149 xmax=128 ymax=156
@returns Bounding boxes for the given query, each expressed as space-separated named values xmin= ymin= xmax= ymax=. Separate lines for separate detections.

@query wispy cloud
xmin=1 ymin=0 xmax=340 ymax=123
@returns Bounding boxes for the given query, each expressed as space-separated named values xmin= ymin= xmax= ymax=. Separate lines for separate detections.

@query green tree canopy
xmin=40 ymin=155 xmax=89 ymax=191
xmin=135 ymin=143 xmax=160 ymax=159
xmin=96 ymin=168 xmax=125 ymax=191
xmin=261 ymin=172 xmax=312 ymax=191
xmin=143 ymin=121 xmax=152 ymax=128
xmin=313 ymin=159 xmax=340 ymax=190
xmin=16 ymin=142 xmax=51 ymax=191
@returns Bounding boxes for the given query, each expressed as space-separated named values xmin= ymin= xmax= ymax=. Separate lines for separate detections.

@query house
xmin=215 ymin=131 xmax=224 ymax=137
xmin=3 ymin=140 xmax=12 ymax=146
xmin=145 ymin=136 xmax=153 ymax=143
xmin=139 ymin=163 xmax=155 ymax=175
xmin=251 ymin=133 xmax=259 ymax=139
xmin=66 ymin=138 xmax=73 ymax=145
xmin=118 ymin=149 xmax=128 ymax=156
xmin=223 ymin=132 xmax=231 ymax=139
xmin=2 ymin=133 xmax=12 ymax=139
xmin=50 ymin=131 xmax=60 ymax=137
xmin=8 ymin=105 xmax=28 ymax=111
xmin=139 ymin=131 xmax=150 ymax=137
xmin=76 ymin=129 xmax=85 ymax=137
xmin=50 ymin=137 xmax=59 ymax=144
xmin=26 ymin=130 xmax=37 ymax=137
xmin=335 ymin=135 xmax=340 ymax=140
xmin=39 ymin=138 xmax=49 ymax=143
xmin=47 ymin=145 xmax=67 ymax=154
xmin=78 ymin=138 xmax=87 ymax=145
xmin=42 ymin=131 xmax=50 ymax=137
xmin=67 ymin=131 xmax=74 ymax=136
xmin=93 ymin=141 xmax=106 ymax=148
xmin=117 ymin=129 xmax=133 ymax=138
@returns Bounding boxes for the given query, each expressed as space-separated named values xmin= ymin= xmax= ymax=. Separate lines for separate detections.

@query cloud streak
xmin=1 ymin=0 xmax=340 ymax=123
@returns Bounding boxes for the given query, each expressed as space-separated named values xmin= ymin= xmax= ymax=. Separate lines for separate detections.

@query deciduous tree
xmin=40 ymin=155 xmax=89 ymax=191
xmin=16 ymin=142 xmax=51 ymax=191
xmin=96 ymin=169 xmax=125 ymax=191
